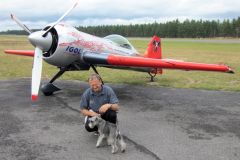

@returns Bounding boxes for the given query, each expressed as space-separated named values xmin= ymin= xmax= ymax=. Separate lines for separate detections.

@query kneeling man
xmin=80 ymin=73 xmax=119 ymax=132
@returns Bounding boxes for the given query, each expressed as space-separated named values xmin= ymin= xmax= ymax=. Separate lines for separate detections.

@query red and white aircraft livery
xmin=4 ymin=1 xmax=233 ymax=101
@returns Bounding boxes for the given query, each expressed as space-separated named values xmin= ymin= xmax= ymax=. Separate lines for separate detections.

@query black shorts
xmin=100 ymin=109 xmax=117 ymax=124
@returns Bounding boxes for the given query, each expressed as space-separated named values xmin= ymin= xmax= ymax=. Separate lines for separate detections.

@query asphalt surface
xmin=1 ymin=79 xmax=240 ymax=160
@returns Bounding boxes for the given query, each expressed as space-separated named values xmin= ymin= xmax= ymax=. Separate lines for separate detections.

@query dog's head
xmin=88 ymin=116 xmax=102 ymax=129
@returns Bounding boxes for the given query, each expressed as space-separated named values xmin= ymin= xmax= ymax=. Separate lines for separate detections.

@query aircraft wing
xmin=4 ymin=50 xmax=34 ymax=57
xmin=82 ymin=52 xmax=234 ymax=73
xmin=4 ymin=50 xmax=233 ymax=73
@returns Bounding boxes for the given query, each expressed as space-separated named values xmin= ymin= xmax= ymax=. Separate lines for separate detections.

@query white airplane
xmin=4 ymin=1 xmax=233 ymax=101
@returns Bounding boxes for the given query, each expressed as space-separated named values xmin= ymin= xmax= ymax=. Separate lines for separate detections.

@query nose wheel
xmin=41 ymin=67 xmax=68 ymax=96
xmin=41 ymin=83 xmax=61 ymax=96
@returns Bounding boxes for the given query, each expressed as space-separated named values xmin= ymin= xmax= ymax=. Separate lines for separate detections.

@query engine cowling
xmin=42 ymin=24 xmax=82 ymax=67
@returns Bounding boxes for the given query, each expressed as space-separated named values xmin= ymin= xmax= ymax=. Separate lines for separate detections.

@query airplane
xmin=4 ymin=1 xmax=234 ymax=101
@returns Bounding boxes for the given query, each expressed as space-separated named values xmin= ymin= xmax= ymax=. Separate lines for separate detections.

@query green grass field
xmin=0 ymin=35 xmax=239 ymax=91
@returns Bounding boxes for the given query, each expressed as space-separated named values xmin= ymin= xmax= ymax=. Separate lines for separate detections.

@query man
xmin=80 ymin=73 xmax=119 ymax=132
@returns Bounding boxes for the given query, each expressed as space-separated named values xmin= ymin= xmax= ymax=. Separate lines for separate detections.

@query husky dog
xmin=88 ymin=116 xmax=126 ymax=154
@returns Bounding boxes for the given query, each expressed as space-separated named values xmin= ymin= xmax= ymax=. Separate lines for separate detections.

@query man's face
xmin=89 ymin=78 xmax=102 ymax=92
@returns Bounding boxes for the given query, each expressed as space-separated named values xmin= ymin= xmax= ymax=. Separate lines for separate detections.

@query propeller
xmin=10 ymin=1 xmax=79 ymax=101
xmin=42 ymin=0 xmax=79 ymax=37
xmin=31 ymin=47 xmax=43 ymax=101
xmin=10 ymin=14 xmax=32 ymax=34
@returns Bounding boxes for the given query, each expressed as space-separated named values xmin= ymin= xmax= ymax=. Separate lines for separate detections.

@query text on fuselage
xmin=65 ymin=46 xmax=82 ymax=55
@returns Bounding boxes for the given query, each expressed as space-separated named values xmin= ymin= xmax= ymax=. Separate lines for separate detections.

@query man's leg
xmin=101 ymin=109 xmax=117 ymax=124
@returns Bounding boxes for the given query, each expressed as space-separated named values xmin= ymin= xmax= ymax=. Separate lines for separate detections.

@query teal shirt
xmin=80 ymin=85 xmax=119 ymax=112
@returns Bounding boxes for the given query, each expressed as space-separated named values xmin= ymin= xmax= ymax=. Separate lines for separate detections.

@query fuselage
xmin=43 ymin=23 xmax=139 ymax=67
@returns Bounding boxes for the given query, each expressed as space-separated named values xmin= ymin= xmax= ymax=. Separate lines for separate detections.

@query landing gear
xmin=41 ymin=83 xmax=60 ymax=96
xmin=40 ymin=64 xmax=100 ymax=96
xmin=148 ymin=72 xmax=157 ymax=82
xmin=148 ymin=68 xmax=162 ymax=82
xmin=41 ymin=67 xmax=68 ymax=96
xmin=90 ymin=64 xmax=104 ymax=84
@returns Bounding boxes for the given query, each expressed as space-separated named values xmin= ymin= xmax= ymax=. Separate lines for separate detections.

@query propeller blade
xmin=31 ymin=47 xmax=43 ymax=101
xmin=10 ymin=14 xmax=32 ymax=34
xmin=42 ymin=0 xmax=79 ymax=37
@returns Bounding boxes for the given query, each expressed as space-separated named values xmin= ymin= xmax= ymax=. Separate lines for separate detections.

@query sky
xmin=0 ymin=0 xmax=240 ymax=31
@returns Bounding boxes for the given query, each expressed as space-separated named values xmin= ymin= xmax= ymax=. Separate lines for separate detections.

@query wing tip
xmin=227 ymin=70 xmax=234 ymax=74
xmin=226 ymin=67 xmax=234 ymax=74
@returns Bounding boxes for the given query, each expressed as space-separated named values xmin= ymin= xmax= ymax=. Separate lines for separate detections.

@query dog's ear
xmin=96 ymin=115 xmax=102 ymax=121
xmin=89 ymin=116 xmax=94 ymax=122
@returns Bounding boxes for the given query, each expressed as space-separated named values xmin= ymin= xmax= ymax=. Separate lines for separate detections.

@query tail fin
xmin=144 ymin=35 xmax=163 ymax=75
xmin=144 ymin=35 xmax=162 ymax=59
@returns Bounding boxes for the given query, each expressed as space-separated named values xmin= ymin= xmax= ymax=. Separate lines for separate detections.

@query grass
xmin=0 ymin=35 xmax=239 ymax=91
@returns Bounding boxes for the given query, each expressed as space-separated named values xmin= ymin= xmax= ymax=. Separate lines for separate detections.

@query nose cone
xmin=28 ymin=31 xmax=52 ymax=51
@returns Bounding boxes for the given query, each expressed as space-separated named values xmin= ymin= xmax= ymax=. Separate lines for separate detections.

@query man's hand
xmin=91 ymin=112 xmax=100 ymax=117
xmin=99 ymin=104 xmax=111 ymax=114
xmin=80 ymin=108 xmax=100 ymax=117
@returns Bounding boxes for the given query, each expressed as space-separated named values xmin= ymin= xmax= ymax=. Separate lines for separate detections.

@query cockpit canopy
xmin=104 ymin=34 xmax=136 ymax=51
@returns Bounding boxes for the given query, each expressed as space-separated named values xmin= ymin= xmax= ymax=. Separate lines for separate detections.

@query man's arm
xmin=80 ymin=89 xmax=97 ymax=116
xmin=109 ymin=103 xmax=119 ymax=111
xmin=99 ymin=103 xmax=119 ymax=114
xmin=80 ymin=108 xmax=100 ymax=117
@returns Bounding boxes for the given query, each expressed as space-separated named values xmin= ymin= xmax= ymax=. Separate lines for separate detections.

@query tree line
xmin=77 ymin=17 xmax=240 ymax=38
xmin=2 ymin=17 xmax=240 ymax=38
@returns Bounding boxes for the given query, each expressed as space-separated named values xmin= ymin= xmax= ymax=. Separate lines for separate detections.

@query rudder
xmin=144 ymin=35 xmax=163 ymax=75
xmin=144 ymin=35 xmax=162 ymax=59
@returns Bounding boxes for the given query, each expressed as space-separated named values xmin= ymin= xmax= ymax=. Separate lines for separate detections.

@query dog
xmin=88 ymin=115 xmax=126 ymax=154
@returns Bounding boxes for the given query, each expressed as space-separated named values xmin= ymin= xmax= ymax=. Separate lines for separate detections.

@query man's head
xmin=88 ymin=73 xmax=103 ymax=92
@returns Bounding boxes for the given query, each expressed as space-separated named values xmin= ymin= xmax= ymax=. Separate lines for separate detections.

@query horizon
xmin=1 ymin=17 xmax=239 ymax=33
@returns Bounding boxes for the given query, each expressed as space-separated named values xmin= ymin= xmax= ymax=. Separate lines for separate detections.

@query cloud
xmin=0 ymin=0 xmax=239 ymax=31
